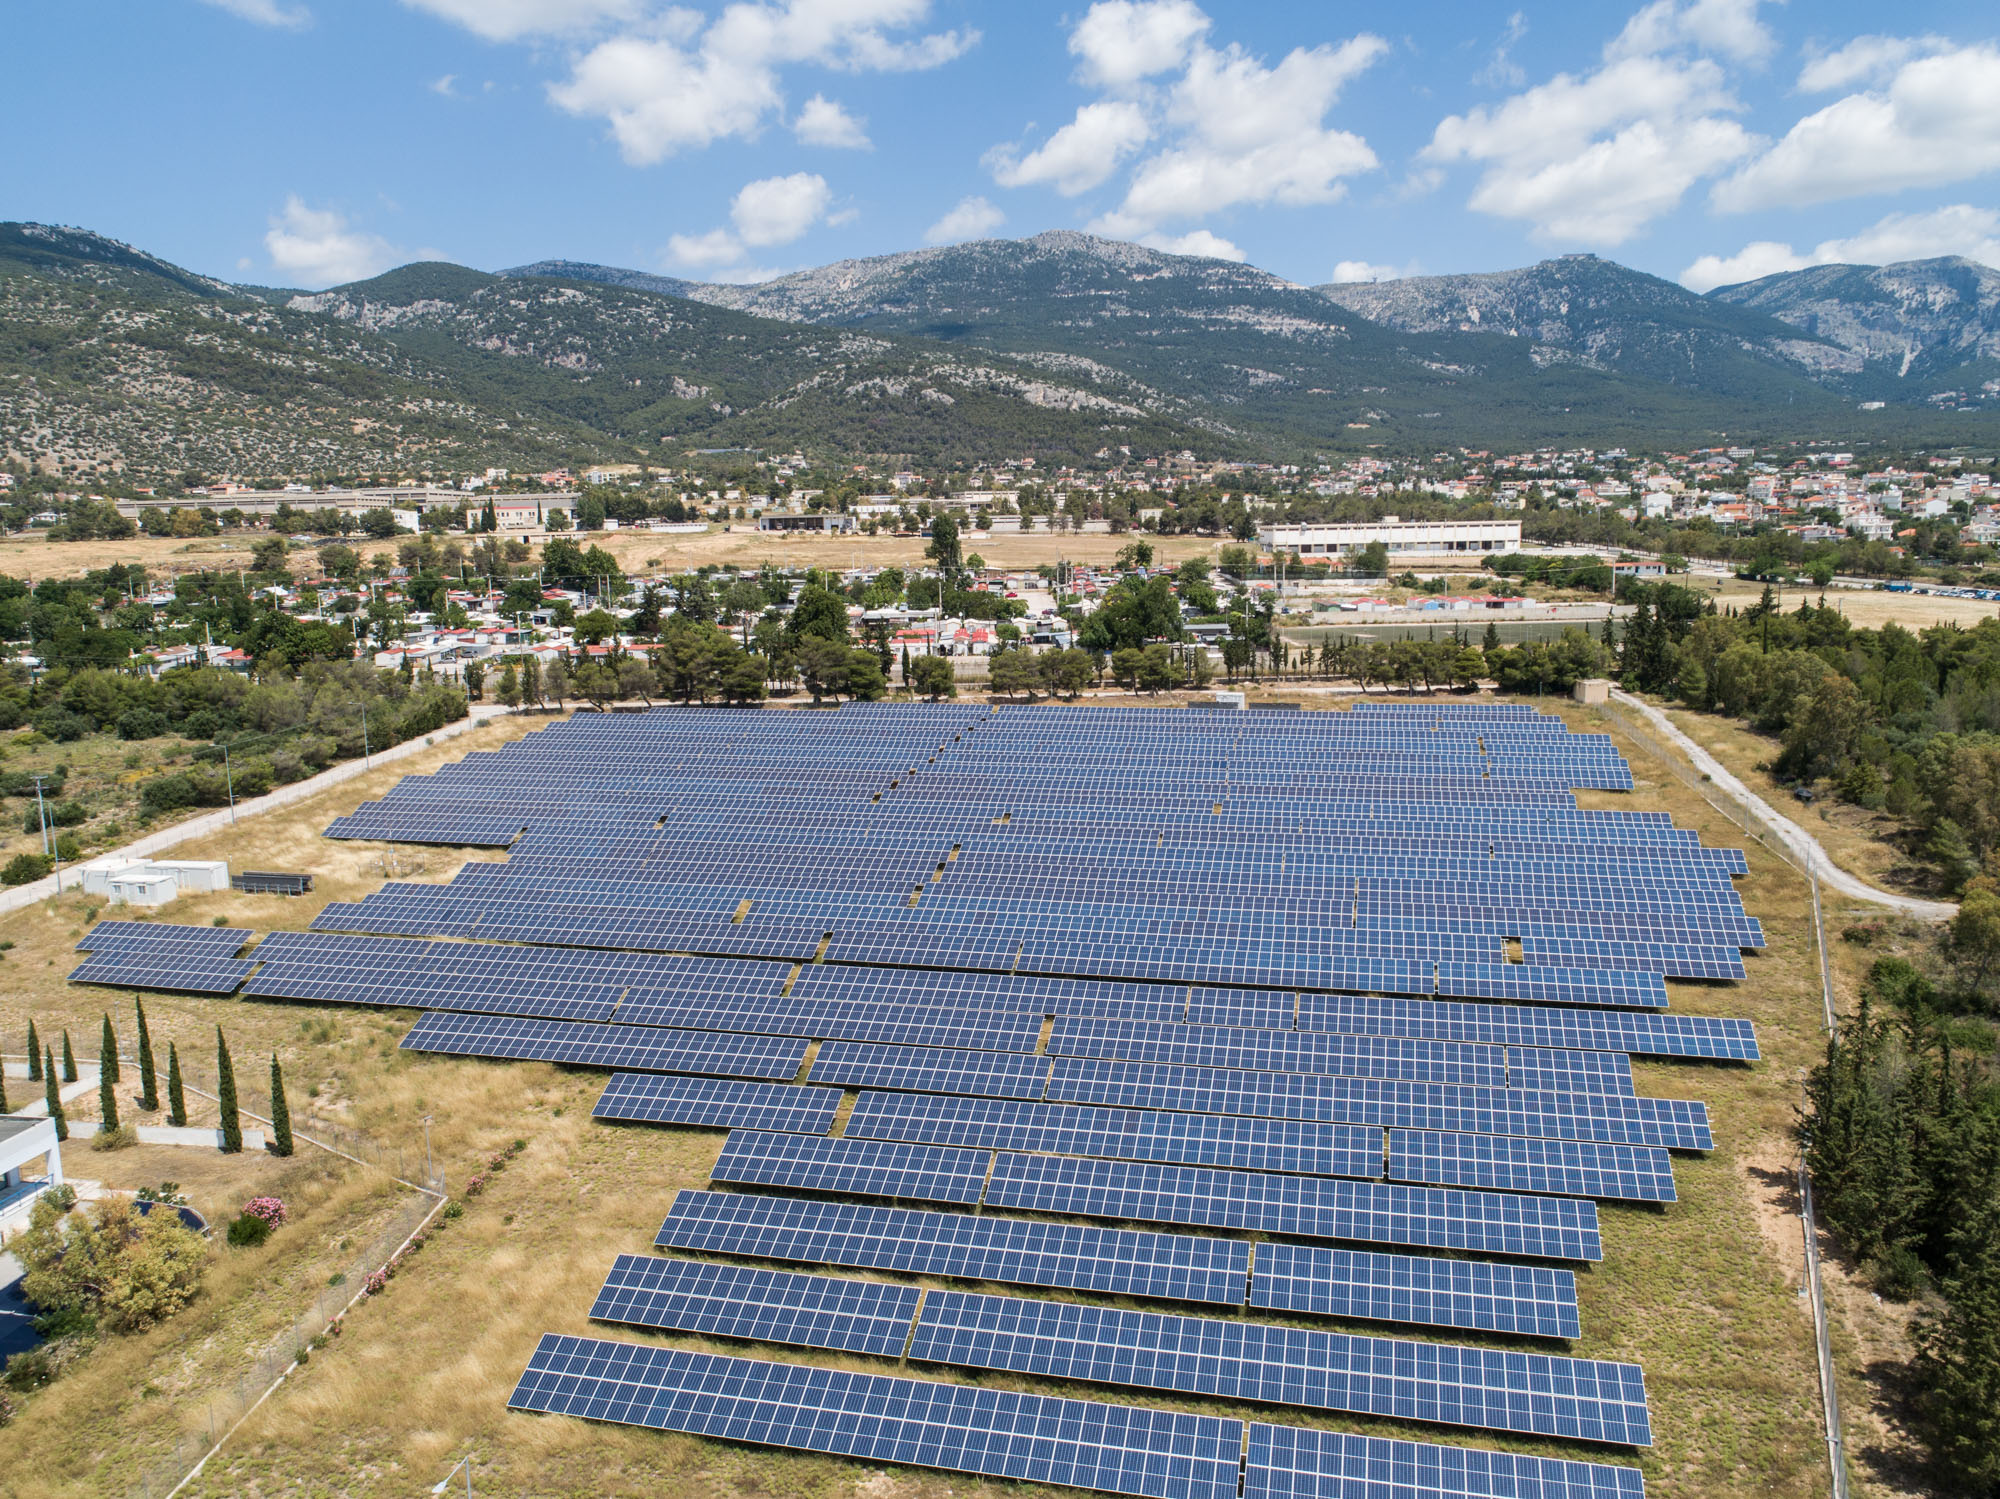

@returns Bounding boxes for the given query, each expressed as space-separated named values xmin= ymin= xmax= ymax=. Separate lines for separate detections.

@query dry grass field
xmin=1706 ymin=578 xmax=1998 ymax=633
xmin=0 ymin=693 xmax=1926 ymax=1499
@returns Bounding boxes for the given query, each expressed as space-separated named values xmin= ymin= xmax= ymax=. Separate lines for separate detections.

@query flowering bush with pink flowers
xmin=242 ymin=1197 xmax=287 ymax=1228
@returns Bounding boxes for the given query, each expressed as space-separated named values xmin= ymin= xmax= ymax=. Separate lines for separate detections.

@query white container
xmin=107 ymin=872 xmax=179 ymax=906
xmin=151 ymin=859 xmax=230 ymax=893
xmin=82 ymin=857 xmax=148 ymax=896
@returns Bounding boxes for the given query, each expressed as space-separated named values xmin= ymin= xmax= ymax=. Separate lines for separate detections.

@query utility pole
xmin=422 ymin=1114 xmax=434 ymax=1186
xmin=31 ymin=775 xmax=51 ymax=858
xmin=361 ymin=704 xmax=371 ymax=769
xmin=222 ymin=745 xmax=237 ymax=823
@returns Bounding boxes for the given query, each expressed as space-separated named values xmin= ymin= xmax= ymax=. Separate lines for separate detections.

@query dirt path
xmin=1610 ymin=688 xmax=1955 ymax=921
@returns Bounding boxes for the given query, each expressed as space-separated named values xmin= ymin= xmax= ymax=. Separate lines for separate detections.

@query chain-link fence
xmin=125 ymin=1185 xmax=444 ymax=1499
xmin=1597 ymin=696 xmax=1851 ymax=1499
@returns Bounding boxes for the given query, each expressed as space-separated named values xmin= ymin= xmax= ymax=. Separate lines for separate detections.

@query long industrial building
xmin=1258 ymin=518 xmax=1522 ymax=560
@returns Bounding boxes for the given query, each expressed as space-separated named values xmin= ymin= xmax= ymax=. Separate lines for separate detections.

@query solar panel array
xmin=82 ymin=701 xmax=1780 ymax=1495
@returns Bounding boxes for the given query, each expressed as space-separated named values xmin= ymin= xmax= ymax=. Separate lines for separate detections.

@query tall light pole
xmin=421 ymin=1114 xmax=434 ymax=1186
xmin=431 ymin=1454 xmax=472 ymax=1497
xmin=360 ymin=703 xmax=371 ymax=769
xmin=221 ymin=745 xmax=237 ymax=823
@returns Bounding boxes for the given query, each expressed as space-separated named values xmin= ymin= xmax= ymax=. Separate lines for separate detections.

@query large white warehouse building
xmin=1257 ymin=518 xmax=1522 ymax=560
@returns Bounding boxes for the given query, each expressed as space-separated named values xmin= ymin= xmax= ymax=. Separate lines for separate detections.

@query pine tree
xmin=44 ymin=1047 xmax=66 ymax=1142
xmin=135 ymin=998 xmax=159 ymax=1111
xmin=99 ymin=1012 xmax=120 ymax=1085
xmin=268 ymin=1054 xmax=293 ymax=1157
xmin=1481 ymin=621 xmax=1500 ymax=655
xmin=61 ymin=1030 xmax=76 ymax=1083
xmin=1914 ymin=1166 xmax=2000 ymax=1493
xmin=216 ymin=1026 xmax=242 ymax=1153
xmin=167 ymin=1041 xmax=187 ymax=1127
xmin=99 ymin=1046 xmax=120 ymax=1133
xmin=26 ymin=1019 xmax=40 ymax=1081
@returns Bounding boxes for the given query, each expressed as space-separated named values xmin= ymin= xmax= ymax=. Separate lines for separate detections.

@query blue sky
xmin=7 ymin=0 xmax=1998 ymax=291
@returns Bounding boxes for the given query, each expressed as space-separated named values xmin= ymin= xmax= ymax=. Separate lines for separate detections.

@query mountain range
xmin=3 ymin=220 xmax=1997 ymax=485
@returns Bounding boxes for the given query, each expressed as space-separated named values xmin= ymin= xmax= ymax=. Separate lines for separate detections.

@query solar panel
xmin=909 ymin=1289 xmax=1652 ymax=1445
xmin=510 ymin=1337 xmax=1246 ymax=1499
xmin=656 ymin=1189 xmax=1251 ymax=1305
xmin=1389 ymin=1131 xmax=1677 ymax=1204
xmin=845 ymin=1091 xmax=1383 ymax=1179
xmin=985 ymin=1154 xmax=1602 ymax=1261
xmin=589 ymin=1254 xmax=919 ymax=1356
xmin=1249 ymin=1241 xmax=1581 ymax=1340
xmin=66 ymin=952 xmax=255 ymax=995
xmin=397 ymin=1012 xmax=807 ymax=1080
xmin=591 ymin=1074 xmax=841 ymax=1134
xmin=808 ymin=1042 xmax=1051 ymax=1099
xmin=711 ymin=1130 xmax=991 ymax=1205
xmin=1243 ymin=1423 xmax=1646 ymax=1499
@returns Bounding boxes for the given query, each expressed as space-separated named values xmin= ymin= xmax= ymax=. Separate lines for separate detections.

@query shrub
xmin=179 ymin=709 xmax=221 ymax=739
xmin=241 ymin=1196 xmax=287 ymax=1227
xmin=116 ymin=708 xmax=171 ymax=741
xmin=49 ymin=800 xmax=87 ymax=827
xmin=442 ymin=1200 xmax=464 ymax=1220
xmin=3 ymin=1349 xmax=56 ymax=1392
xmin=43 ymin=1184 xmax=77 ymax=1214
xmin=16 ymin=1196 xmax=206 ymax=1333
xmin=31 ymin=707 xmax=93 ymax=743
xmin=226 ymin=1213 xmax=271 ymax=1248
xmin=2 ymin=854 xmax=52 ymax=886
xmin=30 ymin=1306 xmax=95 ymax=1340
xmin=89 ymin=1124 xmax=137 ymax=1151
xmin=139 ymin=775 xmax=196 ymax=814
xmin=53 ymin=834 xmax=79 ymax=862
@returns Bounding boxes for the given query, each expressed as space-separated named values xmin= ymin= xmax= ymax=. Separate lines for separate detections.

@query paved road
xmin=1611 ymin=689 xmax=1956 ymax=921
xmin=0 ymin=704 xmax=518 ymax=920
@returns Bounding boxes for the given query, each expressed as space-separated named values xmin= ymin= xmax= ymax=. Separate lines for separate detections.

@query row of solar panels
xmin=65 ymin=925 xmax=1760 ymax=1060
xmin=594 ymin=1076 xmax=1661 ymax=1198
xmin=588 ymin=1256 xmax=1652 ymax=1446
xmin=509 ymin=1341 xmax=1645 ymax=1497
xmin=393 ymin=1009 xmax=1708 ymax=1144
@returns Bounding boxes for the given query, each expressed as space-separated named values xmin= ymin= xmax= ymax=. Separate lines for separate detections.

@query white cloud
xmin=667 ymin=227 xmax=749 ymax=268
xmin=671 ymin=171 xmax=837 ymax=271
xmin=730 ymin=172 xmax=833 ymax=245
xmin=987 ymin=101 xmax=1152 ymax=195
xmin=1681 ymin=204 xmax=2000 ymax=291
xmin=544 ymin=0 xmax=974 ymax=165
xmin=794 ymin=93 xmax=870 ymax=148
xmin=1608 ymin=0 xmax=1774 ymax=64
xmin=987 ymin=6 xmax=1384 ymax=239
xmin=264 ymin=197 xmax=397 ymax=287
xmin=924 ymin=196 xmax=1006 ymax=244
xmin=1069 ymin=0 xmax=1209 ymax=90
xmin=1328 ymin=258 xmax=1421 ymax=283
xmin=430 ymin=73 xmax=458 ymax=97
xmin=1476 ymin=12 xmax=1528 ymax=89
xmin=198 ymin=0 xmax=310 ymax=26
xmin=1796 ymin=34 xmax=1948 ymax=93
xmin=1423 ymin=48 xmax=1757 ymax=244
xmin=1137 ymin=229 xmax=1245 ymax=261
xmin=1713 ymin=44 xmax=2000 ymax=211
xmin=1106 ymin=34 xmax=1387 ymax=231
xmin=400 ymin=0 xmax=641 ymax=43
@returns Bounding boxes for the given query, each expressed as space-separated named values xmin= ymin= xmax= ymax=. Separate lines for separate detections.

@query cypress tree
xmin=26 ymin=1019 xmax=40 ymax=1081
xmin=44 ymin=1047 xmax=66 ymax=1142
xmin=216 ymin=1026 xmax=241 ymax=1153
xmin=61 ymin=1030 xmax=77 ymax=1083
xmin=268 ymin=1054 xmax=293 ymax=1157
xmin=0 ymin=1057 xmax=7 ymax=1113
xmin=167 ymin=1041 xmax=187 ymax=1128
xmin=99 ymin=1047 xmax=119 ymax=1133
xmin=99 ymin=1012 xmax=120 ymax=1085
xmin=135 ymin=998 xmax=158 ymax=1111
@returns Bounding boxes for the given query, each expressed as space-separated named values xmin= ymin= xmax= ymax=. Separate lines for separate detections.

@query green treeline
xmin=1622 ymin=579 xmax=2000 ymax=891
xmin=1802 ymin=959 xmax=2000 ymax=1494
